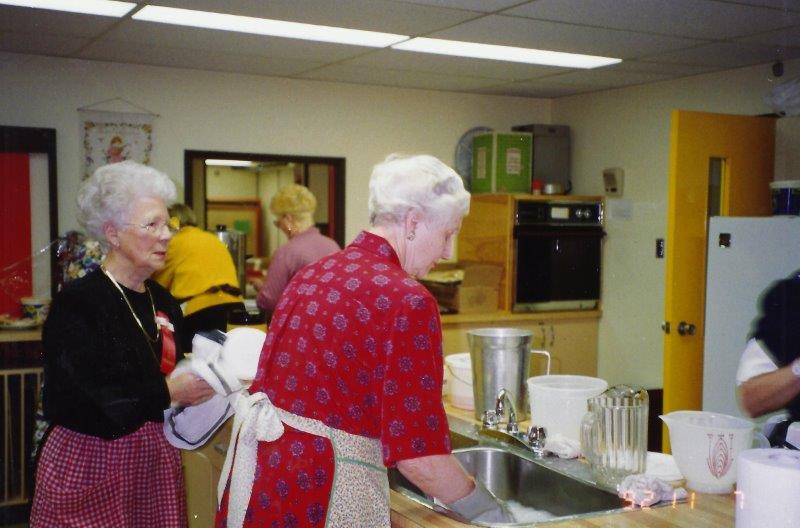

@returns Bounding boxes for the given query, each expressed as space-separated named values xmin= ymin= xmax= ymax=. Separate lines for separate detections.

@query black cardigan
xmin=42 ymin=269 xmax=184 ymax=439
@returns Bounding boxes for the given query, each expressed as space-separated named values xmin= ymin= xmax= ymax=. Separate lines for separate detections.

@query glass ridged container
xmin=581 ymin=385 xmax=649 ymax=488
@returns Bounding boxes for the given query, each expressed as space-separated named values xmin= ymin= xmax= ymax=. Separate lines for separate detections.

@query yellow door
xmin=663 ymin=110 xmax=774 ymax=448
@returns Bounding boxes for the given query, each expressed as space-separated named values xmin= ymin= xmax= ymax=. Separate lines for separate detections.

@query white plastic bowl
xmin=445 ymin=353 xmax=474 ymax=410
xmin=527 ymin=375 xmax=608 ymax=442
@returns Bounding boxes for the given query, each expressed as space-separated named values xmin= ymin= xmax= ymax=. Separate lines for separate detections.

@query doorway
xmin=184 ymin=150 xmax=345 ymax=260
xmin=662 ymin=110 xmax=775 ymax=448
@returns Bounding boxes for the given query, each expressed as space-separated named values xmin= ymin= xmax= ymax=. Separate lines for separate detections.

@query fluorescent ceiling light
xmin=205 ymin=160 xmax=254 ymax=167
xmin=392 ymin=37 xmax=621 ymax=69
xmin=133 ymin=5 xmax=408 ymax=48
xmin=0 ymin=0 xmax=136 ymax=17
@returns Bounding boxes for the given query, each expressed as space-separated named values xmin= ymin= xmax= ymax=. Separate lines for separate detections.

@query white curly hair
xmin=76 ymin=160 xmax=177 ymax=249
xmin=368 ymin=154 xmax=470 ymax=227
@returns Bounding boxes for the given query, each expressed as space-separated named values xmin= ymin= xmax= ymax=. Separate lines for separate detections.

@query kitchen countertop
xmin=390 ymin=491 xmax=734 ymax=527
xmin=440 ymin=310 xmax=601 ymax=325
xmin=0 ymin=327 xmax=42 ymax=342
xmin=389 ymin=404 xmax=736 ymax=527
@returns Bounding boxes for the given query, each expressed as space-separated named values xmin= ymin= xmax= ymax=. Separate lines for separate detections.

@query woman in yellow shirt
xmin=154 ymin=204 xmax=245 ymax=350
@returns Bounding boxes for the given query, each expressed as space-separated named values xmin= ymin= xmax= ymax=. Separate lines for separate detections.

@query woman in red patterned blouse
xmin=216 ymin=154 xmax=512 ymax=528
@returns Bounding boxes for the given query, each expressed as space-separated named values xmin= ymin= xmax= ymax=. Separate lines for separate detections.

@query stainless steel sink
xmin=389 ymin=442 xmax=626 ymax=526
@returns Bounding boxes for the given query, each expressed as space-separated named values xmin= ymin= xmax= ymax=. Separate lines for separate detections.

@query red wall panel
xmin=0 ymin=153 xmax=32 ymax=317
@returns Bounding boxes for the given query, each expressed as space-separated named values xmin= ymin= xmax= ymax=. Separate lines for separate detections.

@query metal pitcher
xmin=467 ymin=327 xmax=550 ymax=421
xmin=215 ymin=225 xmax=246 ymax=290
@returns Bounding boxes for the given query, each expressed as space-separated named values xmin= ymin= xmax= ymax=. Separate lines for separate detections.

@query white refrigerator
xmin=702 ymin=216 xmax=800 ymax=417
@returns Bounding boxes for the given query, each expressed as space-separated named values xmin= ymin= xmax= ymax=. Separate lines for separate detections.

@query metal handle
xmin=482 ymin=410 xmax=500 ymax=429
xmin=530 ymin=349 xmax=551 ymax=375
xmin=527 ymin=425 xmax=546 ymax=446
xmin=677 ymin=321 xmax=696 ymax=336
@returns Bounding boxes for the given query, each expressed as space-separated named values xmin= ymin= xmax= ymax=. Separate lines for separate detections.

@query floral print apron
xmin=219 ymin=391 xmax=390 ymax=528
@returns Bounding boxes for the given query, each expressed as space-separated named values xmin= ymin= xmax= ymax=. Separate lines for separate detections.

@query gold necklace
xmin=101 ymin=266 xmax=160 ymax=344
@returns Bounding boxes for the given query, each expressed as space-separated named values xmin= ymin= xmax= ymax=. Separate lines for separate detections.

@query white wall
xmin=553 ymin=59 xmax=800 ymax=389
xmin=9 ymin=50 xmax=795 ymax=391
xmin=0 ymin=52 xmax=550 ymax=244
xmin=206 ymin=166 xmax=258 ymax=200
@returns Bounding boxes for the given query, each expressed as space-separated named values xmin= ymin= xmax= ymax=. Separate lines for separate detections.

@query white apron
xmin=219 ymin=391 xmax=390 ymax=528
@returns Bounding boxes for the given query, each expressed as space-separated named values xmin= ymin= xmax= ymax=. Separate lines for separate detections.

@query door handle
xmin=677 ymin=321 xmax=696 ymax=336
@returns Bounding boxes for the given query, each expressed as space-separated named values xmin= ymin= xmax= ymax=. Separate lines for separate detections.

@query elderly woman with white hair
xmin=31 ymin=161 xmax=214 ymax=527
xmin=216 ymin=154 xmax=512 ymax=528
xmin=255 ymin=183 xmax=340 ymax=318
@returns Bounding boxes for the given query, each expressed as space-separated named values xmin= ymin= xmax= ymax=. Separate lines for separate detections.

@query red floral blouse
xmin=217 ymin=231 xmax=450 ymax=527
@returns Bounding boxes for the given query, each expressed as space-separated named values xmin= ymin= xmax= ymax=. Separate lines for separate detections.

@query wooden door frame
xmin=0 ymin=126 xmax=59 ymax=298
xmin=184 ymin=150 xmax=346 ymax=247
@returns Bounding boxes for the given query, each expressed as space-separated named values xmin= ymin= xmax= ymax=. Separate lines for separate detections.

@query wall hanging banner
xmin=80 ymin=109 xmax=154 ymax=179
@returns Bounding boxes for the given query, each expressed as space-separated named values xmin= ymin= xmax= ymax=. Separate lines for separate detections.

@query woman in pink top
xmin=256 ymin=184 xmax=340 ymax=318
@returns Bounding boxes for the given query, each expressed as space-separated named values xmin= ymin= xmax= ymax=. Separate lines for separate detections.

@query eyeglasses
xmin=126 ymin=220 xmax=178 ymax=235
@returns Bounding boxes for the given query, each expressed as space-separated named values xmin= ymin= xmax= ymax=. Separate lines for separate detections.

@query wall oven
xmin=513 ymin=200 xmax=605 ymax=312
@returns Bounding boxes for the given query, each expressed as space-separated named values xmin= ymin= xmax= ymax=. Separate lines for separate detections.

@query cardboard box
xmin=421 ymin=263 xmax=503 ymax=314
xmin=471 ymin=132 xmax=533 ymax=194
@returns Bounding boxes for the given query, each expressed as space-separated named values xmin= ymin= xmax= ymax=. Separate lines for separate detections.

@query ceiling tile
xmin=610 ymin=60 xmax=720 ymax=76
xmin=428 ymin=15 xmax=703 ymax=59
xmin=473 ymin=80 xmax=599 ymax=98
xmin=642 ymin=41 xmax=800 ymax=68
xmin=392 ymin=0 xmax=524 ymax=12
xmin=733 ymin=0 xmax=800 ymax=11
xmin=539 ymin=68 xmax=675 ymax=88
xmin=102 ymin=19 xmax=374 ymax=63
xmin=296 ymin=63 xmax=501 ymax=91
xmin=77 ymin=40 xmax=325 ymax=77
xmin=344 ymin=48 xmax=566 ymax=81
xmin=0 ymin=30 xmax=89 ymax=56
xmin=149 ymin=0 xmax=479 ymax=35
xmin=735 ymin=25 xmax=800 ymax=49
xmin=0 ymin=5 xmax=120 ymax=37
xmin=504 ymin=0 xmax=800 ymax=40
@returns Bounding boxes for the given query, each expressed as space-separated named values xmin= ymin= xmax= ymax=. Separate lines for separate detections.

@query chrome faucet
xmin=493 ymin=388 xmax=519 ymax=434
xmin=481 ymin=388 xmax=547 ymax=457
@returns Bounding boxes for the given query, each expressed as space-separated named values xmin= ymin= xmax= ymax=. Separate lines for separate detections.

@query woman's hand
xmin=396 ymin=454 xmax=474 ymax=503
xmin=248 ymin=275 xmax=265 ymax=290
xmin=167 ymin=372 xmax=216 ymax=406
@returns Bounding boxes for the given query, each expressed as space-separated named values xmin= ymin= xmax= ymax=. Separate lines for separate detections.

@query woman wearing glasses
xmin=255 ymin=183 xmax=339 ymax=318
xmin=31 ymin=161 xmax=214 ymax=527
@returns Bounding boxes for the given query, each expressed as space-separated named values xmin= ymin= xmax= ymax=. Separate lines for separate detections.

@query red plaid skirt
xmin=30 ymin=422 xmax=186 ymax=528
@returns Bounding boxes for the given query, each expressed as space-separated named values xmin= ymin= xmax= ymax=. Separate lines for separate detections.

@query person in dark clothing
xmin=737 ymin=271 xmax=800 ymax=447
xmin=30 ymin=161 xmax=214 ymax=527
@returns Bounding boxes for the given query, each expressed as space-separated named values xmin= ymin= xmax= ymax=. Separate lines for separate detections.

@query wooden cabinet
xmin=440 ymin=310 xmax=600 ymax=377
xmin=458 ymin=193 xmax=604 ymax=311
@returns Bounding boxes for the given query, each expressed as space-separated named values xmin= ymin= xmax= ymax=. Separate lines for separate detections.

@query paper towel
xmin=735 ymin=448 xmax=800 ymax=528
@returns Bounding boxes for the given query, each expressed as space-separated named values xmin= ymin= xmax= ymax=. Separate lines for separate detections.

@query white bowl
xmin=527 ymin=375 xmax=607 ymax=443
xmin=445 ymin=353 xmax=474 ymax=410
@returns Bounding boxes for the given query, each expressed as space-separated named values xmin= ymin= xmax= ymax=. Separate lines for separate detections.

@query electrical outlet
xmin=603 ymin=168 xmax=624 ymax=197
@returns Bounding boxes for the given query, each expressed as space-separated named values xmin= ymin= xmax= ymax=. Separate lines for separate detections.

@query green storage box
xmin=471 ymin=132 xmax=532 ymax=194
